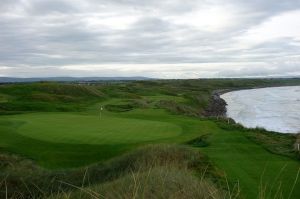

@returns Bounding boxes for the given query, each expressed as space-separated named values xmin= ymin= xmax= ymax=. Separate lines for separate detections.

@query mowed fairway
xmin=9 ymin=113 xmax=181 ymax=144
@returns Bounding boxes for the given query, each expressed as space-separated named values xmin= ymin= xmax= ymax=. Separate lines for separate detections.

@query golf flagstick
xmin=100 ymin=106 xmax=103 ymax=120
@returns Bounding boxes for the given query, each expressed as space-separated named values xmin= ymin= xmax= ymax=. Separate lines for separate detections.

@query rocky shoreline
xmin=204 ymin=89 xmax=229 ymax=117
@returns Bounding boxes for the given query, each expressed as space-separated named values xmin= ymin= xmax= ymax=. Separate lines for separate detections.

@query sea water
xmin=221 ymin=86 xmax=300 ymax=133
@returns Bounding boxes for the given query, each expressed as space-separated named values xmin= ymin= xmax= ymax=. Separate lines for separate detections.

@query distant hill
xmin=0 ymin=76 xmax=152 ymax=83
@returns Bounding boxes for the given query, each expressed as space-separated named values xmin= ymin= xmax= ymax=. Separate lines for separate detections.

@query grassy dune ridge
xmin=1 ymin=145 xmax=226 ymax=199
xmin=1 ymin=78 xmax=300 ymax=198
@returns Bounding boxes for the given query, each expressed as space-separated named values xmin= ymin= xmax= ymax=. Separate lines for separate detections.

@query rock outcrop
xmin=204 ymin=90 xmax=227 ymax=117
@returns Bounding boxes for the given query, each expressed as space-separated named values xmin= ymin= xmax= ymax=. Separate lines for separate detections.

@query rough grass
xmin=216 ymin=119 xmax=299 ymax=159
xmin=1 ymin=144 xmax=227 ymax=199
xmin=50 ymin=167 xmax=224 ymax=199
xmin=0 ymin=82 xmax=105 ymax=112
xmin=246 ymin=130 xmax=298 ymax=159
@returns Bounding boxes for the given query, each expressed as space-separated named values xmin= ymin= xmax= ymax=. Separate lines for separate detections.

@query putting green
xmin=9 ymin=113 xmax=182 ymax=144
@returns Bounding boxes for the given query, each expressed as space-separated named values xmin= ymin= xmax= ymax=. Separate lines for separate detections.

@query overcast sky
xmin=0 ymin=0 xmax=300 ymax=78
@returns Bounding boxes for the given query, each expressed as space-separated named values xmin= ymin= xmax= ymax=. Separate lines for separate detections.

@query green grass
xmin=1 ymin=144 xmax=226 ymax=199
xmin=8 ymin=112 xmax=181 ymax=144
xmin=0 ymin=94 xmax=9 ymax=103
xmin=0 ymin=107 xmax=207 ymax=168
xmin=1 ymin=80 xmax=300 ymax=198
xmin=200 ymin=126 xmax=300 ymax=199
xmin=1 ymin=105 xmax=300 ymax=198
xmin=0 ymin=82 xmax=105 ymax=112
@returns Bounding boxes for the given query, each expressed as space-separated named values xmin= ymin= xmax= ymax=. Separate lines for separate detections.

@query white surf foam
xmin=221 ymin=86 xmax=300 ymax=133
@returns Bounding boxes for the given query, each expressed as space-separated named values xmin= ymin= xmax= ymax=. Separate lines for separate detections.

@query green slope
xmin=201 ymin=127 xmax=300 ymax=199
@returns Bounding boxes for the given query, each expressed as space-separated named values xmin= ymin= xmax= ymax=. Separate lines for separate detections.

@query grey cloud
xmin=0 ymin=0 xmax=299 ymax=77
xmin=0 ymin=0 xmax=21 ymax=13
xmin=217 ymin=64 xmax=300 ymax=78
xmin=26 ymin=0 xmax=79 ymax=15
xmin=236 ymin=0 xmax=300 ymax=13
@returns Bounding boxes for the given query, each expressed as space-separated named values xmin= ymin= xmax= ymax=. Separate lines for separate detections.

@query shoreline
xmin=216 ymin=86 xmax=300 ymax=134
xmin=205 ymin=85 xmax=300 ymax=118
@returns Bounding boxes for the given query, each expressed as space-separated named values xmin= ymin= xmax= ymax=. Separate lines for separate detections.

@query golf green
xmin=8 ymin=112 xmax=182 ymax=144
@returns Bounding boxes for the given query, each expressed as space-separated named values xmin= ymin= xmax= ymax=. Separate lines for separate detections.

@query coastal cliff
xmin=204 ymin=90 xmax=228 ymax=117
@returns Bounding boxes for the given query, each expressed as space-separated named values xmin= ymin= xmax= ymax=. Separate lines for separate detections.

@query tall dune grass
xmin=0 ymin=144 xmax=231 ymax=199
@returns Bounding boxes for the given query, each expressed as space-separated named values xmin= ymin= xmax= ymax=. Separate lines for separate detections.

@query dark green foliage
xmin=186 ymin=134 xmax=211 ymax=147
xmin=155 ymin=100 xmax=199 ymax=116
xmin=105 ymin=103 xmax=138 ymax=112
xmin=104 ymin=99 xmax=151 ymax=112
xmin=0 ymin=82 xmax=105 ymax=113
